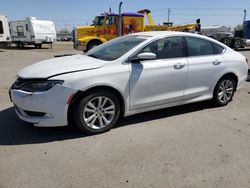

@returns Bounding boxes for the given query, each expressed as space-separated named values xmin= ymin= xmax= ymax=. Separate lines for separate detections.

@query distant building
xmin=201 ymin=25 xmax=230 ymax=36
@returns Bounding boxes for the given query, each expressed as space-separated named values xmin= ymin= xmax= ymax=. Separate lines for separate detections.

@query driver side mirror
xmin=130 ymin=52 xmax=156 ymax=63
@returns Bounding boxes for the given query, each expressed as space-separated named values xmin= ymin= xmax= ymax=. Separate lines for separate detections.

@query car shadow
xmin=3 ymin=46 xmax=50 ymax=50
xmin=116 ymin=101 xmax=214 ymax=128
xmin=0 ymin=101 xmax=215 ymax=146
xmin=236 ymin=47 xmax=250 ymax=52
xmin=0 ymin=107 xmax=85 ymax=145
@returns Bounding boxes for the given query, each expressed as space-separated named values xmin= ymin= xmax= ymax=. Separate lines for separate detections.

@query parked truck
xmin=74 ymin=6 xmax=200 ymax=51
xmin=9 ymin=17 xmax=56 ymax=48
xmin=204 ymin=10 xmax=250 ymax=49
xmin=0 ymin=15 xmax=11 ymax=47
xmin=205 ymin=21 xmax=250 ymax=49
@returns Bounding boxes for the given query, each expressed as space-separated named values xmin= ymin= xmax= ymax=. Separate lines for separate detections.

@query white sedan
xmin=10 ymin=31 xmax=248 ymax=134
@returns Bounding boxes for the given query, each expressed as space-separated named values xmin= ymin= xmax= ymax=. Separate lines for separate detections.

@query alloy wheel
xmin=83 ymin=96 xmax=115 ymax=129
xmin=217 ymin=79 xmax=234 ymax=104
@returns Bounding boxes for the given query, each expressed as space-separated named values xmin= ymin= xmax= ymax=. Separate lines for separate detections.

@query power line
xmin=172 ymin=13 xmax=243 ymax=17
xmin=152 ymin=7 xmax=250 ymax=12
xmin=51 ymin=18 xmax=93 ymax=22
xmin=153 ymin=11 xmax=244 ymax=18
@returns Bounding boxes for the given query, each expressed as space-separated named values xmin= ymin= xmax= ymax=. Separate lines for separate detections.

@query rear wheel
xmin=73 ymin=91 xmax=120 ymax=134
xmin=233 ymin=39 xmax=241 ymax=49
xmin=34 ymin=44 xmax=42 ymax=49
xmin=222 ymin=38 xmax=232 ymax=47
xmin=17 ymin=42 xmax=24 ymax=48
xmin=212 ymin=76 xmax=236 ymax=106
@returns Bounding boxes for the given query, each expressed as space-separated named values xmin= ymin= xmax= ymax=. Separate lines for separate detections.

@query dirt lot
xmin=0 ymin=42 xmax=250 ymax=188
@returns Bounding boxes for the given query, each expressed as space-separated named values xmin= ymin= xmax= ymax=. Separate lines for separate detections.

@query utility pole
xmin=118 ymin=2 xmax=123 ymax=37
xmin=167 ymin=8 xmax=171 ymax=22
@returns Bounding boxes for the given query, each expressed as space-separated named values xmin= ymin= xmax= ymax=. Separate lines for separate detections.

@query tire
xmin=18 ymin=42 xmax=24 ymax=48
xmin=212 ymin=76 xmax=236 ymax=106
xmin=34 ymin=44 xmax=42 ymax=49
xmin=222 ymin=38 xmax=232 ymax=47
xmin=86 ymin=40 xmax=102 ymax=51
xmin=73 ymin=90 xmax=120 ymax=134
xmin=37 ymin=44 xmax=42 ymax=49
xmin=233 ymin=39 xmax=241 ymax=49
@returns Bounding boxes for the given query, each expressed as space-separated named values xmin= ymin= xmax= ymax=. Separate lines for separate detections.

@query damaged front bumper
xmin=9 ymin=85 xmax=76 ymax=127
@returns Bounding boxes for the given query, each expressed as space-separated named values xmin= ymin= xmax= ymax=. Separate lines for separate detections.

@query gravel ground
xmin=0 ymin=42 xmax=250 ymax=188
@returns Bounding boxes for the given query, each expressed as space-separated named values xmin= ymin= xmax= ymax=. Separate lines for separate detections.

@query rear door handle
xmin=174 ymin=63 xmax=185 ymax=70
xmin=213 ymin=60 xmax=221 ymax=65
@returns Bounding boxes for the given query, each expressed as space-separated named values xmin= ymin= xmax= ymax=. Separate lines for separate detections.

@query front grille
xmin=23 ymin=110 xmax=46 ymax=117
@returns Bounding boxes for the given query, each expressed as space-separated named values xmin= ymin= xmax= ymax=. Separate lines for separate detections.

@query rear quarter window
xmin=211 ymin=42 xmax=225 ymax=54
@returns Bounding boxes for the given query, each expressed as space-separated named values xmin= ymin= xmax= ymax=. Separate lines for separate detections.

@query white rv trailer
xmin=0 ymin=15 xmax=11 ymax=47
xmin=9 ymin=17 xmax=56 ymax=48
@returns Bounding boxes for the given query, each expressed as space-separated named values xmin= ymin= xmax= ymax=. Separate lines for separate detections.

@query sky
xmin=1 ymin=0 xmax=250 ymax=31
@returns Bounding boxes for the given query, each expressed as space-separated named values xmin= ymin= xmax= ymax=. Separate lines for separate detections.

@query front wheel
xmin=86 ymin=40 xmax=102 ymax=51
xmin=212 ymin=77 xmax=236 ymax=106
xmin=73 ymin=91 xmax=120 ymax=134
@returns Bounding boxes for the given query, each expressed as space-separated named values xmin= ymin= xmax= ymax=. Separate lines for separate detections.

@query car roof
xmin=130 ymin=31 xmax=199 ymax=37
xmin=130 ymin=31 xmax=231 ymax=50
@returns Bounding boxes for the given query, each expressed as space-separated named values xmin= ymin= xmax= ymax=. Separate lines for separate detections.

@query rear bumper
xmin=237 ymin=74 xmax=249 ymax=90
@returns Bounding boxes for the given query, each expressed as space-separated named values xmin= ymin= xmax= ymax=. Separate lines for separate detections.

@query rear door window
xmin=186 ymin=37 xmax=214 ymax=57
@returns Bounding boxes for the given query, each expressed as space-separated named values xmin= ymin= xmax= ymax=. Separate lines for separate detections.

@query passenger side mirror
xmin=130 ymin=52 xmax=156 ymax=63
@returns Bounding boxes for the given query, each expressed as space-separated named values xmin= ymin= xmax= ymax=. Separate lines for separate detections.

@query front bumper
xmin=10 ymin=85 xmax=76 ymax=127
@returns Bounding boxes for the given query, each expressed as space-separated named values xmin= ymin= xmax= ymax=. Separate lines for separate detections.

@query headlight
xmin=12 ymin=79 xmax=64 ymax=92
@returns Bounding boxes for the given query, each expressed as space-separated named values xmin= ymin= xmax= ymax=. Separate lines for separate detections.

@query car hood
xmin=18 ymin=54 xmax=105 ymax=79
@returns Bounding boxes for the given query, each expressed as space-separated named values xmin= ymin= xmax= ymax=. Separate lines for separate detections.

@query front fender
xmin=76 ymin=37 xmax=107 ymax=51
xmin=79 ymin=36 xmax=107 ymax=44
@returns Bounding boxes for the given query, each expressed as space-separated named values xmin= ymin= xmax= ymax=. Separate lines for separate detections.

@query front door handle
xmin=174 ymin=63 xmax=185 ymax=70
xmin=213 ymin=60 xmax=221 ymax=65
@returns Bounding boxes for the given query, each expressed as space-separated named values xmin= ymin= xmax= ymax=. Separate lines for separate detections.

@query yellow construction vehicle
xmin=138 ymin=9 xmax=200 ymax=32
xmin=73 ymin=4 xmax=200 ymax=51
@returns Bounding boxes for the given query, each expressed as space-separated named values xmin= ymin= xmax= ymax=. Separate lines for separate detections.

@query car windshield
xmin=86 ymin=35 xmax=151 ymax=61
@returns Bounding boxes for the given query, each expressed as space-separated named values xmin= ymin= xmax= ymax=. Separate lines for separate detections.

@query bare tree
xmin=234 ymin=24 xmax=243 ymax=31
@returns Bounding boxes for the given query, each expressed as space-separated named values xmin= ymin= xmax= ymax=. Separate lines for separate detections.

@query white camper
xmin=9 ymin=17 xmax=56 ymax=48
xmin=0 ymin=15 xmax=11 ymax=47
